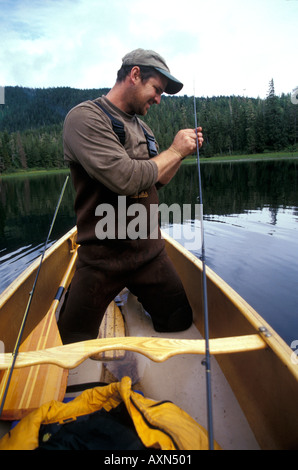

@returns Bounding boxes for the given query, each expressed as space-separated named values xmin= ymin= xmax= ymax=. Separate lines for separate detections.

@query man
xmin=58 ymin=48 xmax=203 ymax=344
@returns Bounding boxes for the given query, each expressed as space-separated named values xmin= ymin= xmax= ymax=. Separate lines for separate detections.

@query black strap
xmin=93 ymin=100 xmax=158 ymax=158
xmin=140 ymin=125 xmax=158 ymax=157
xmin=94 ymin=101 xmax=126 ymax=146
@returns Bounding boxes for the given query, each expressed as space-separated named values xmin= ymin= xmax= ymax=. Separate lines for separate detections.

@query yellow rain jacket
xmin=0 ymin=376 xmax=220 ymax=450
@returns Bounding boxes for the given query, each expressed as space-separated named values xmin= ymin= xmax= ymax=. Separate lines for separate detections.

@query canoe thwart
xmin=0 ymin=334 xmax=267 ymax=370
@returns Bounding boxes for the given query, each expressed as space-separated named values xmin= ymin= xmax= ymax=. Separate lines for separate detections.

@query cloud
xmin=2 ymin=0 xmax=130 ymax=87
xmin=1 ymin=0 xmax=297 ymax=97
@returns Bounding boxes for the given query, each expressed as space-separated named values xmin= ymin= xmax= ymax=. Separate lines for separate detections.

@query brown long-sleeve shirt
xmin=64 ymin=96 xmax=158 ymax=196
xmin=64 ymin=96 xmax=163 ymax=247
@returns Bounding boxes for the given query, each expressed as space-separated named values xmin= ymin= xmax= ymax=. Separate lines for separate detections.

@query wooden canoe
xmin=0 ymin=226 xmax=297 ymax=449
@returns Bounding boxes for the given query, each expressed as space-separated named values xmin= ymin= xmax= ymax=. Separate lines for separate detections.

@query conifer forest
xmin=0 ymin=79 xmax=297 ymax=173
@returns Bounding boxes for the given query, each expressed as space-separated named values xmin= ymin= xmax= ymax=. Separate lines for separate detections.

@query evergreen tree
xmin=246 ymin=99 xmax=257 ymax=154
xmin=0 ymin=85 xmax=296 ymax=174
xmin=265 ymin=79 xmax=284 ymax=151
xmin=16 ymin=132 xmax=27 ymax=169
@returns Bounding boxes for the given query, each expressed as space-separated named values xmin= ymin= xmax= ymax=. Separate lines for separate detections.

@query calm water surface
xmin=0 ymin=160 xmax=297 ymax=346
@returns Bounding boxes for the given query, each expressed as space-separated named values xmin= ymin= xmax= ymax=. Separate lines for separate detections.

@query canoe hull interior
xmin=0 ymin=227 xmax=297 ymax=449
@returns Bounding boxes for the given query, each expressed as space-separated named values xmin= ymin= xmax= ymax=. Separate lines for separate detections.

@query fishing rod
xmin=193 ymin=95 xmax=214 ymax=450
xmin=0 ymin=175 xmax=69 ymax=418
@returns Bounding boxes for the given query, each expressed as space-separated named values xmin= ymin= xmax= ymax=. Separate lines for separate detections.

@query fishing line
xmin=193 ymin=93 xmax=214 ymax=450
xmin=0 ymin=175 xmax=69 ymax=418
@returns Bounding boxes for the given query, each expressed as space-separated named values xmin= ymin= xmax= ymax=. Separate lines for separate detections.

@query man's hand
xmin=169 ymin=127 xmax=204 ymax=160
xmin=152 ymin=127 xmax=204 ymax=185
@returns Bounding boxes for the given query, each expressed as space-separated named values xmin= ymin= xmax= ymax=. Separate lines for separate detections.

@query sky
xmin=1 ymin=0 xmax=297 ymax=98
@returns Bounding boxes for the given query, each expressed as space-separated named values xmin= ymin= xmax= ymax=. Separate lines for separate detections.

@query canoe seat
xmin=0 ymin=309 xmax=68 ymax=421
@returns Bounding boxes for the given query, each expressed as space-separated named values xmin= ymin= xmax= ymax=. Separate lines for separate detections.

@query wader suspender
xmin=94 ymin=101 xmax=158 ymax=158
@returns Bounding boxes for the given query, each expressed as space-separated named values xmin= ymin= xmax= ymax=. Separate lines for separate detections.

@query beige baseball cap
xmin=122 ymin=48 xmax=183 ymax=95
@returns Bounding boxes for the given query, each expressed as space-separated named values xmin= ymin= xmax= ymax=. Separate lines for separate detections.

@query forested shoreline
xmin=0 ymin=80 xmax=297 ymax=173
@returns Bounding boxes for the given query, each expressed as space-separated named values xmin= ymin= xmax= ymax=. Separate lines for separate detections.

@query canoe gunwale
xmin=0 ymin=227 xmax=78 ymax=352
xmin=0 ymin=227 xmax=78 ymax=310
xmin=161 ymin=230 xmax=298 ymax=382
xmin=162 ymin=230 xmax=298 ymax=449
xmin=1 ymin=227 xmax=297 ymax=449
xmin=1 ymin=226 xmax=296 ymax=379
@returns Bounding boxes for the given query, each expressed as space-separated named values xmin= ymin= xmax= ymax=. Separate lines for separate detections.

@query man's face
xmin=132 ymin=72 xmax=168 ymax=116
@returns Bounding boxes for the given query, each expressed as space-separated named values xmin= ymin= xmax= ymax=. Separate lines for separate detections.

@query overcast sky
xmin=1 ymin=0 xmax=297 ymax=98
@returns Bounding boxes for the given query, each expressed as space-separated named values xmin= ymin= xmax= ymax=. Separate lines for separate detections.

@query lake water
xmin=0 ymin=159 xmax=297 ymax=347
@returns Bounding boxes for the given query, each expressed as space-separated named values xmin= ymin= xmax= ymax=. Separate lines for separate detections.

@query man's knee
xmin=152 ymin=303 xmax=193 ymax=333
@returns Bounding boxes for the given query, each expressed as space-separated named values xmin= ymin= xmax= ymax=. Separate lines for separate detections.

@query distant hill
xmin=0 ymin=84 xmax=296 ymax=173
xmin=0 ymin=86 xmax=111 ymax=132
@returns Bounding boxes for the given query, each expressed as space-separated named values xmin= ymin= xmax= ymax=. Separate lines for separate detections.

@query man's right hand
xmin=170 ymin=127 xmax=204 ymax=159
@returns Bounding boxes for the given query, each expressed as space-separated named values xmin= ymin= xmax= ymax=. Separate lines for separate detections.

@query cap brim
xmin=155 ymin=67 xmax=183 ymax=95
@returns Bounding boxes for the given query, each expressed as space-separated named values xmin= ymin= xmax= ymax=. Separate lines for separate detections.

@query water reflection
xmin=0 ymin=172 xmax=76 ymax=251
xmin=1 ymin=161 xmax=296 ymax=247
xmin=0 ymin=172 xmax=76 ymax=291
xmin=159 ymin=159 xmax=298 ymax=220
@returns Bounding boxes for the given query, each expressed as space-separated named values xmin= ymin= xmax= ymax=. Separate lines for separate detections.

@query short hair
xmin=116 ymin=65 xmax=159 ymax=83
